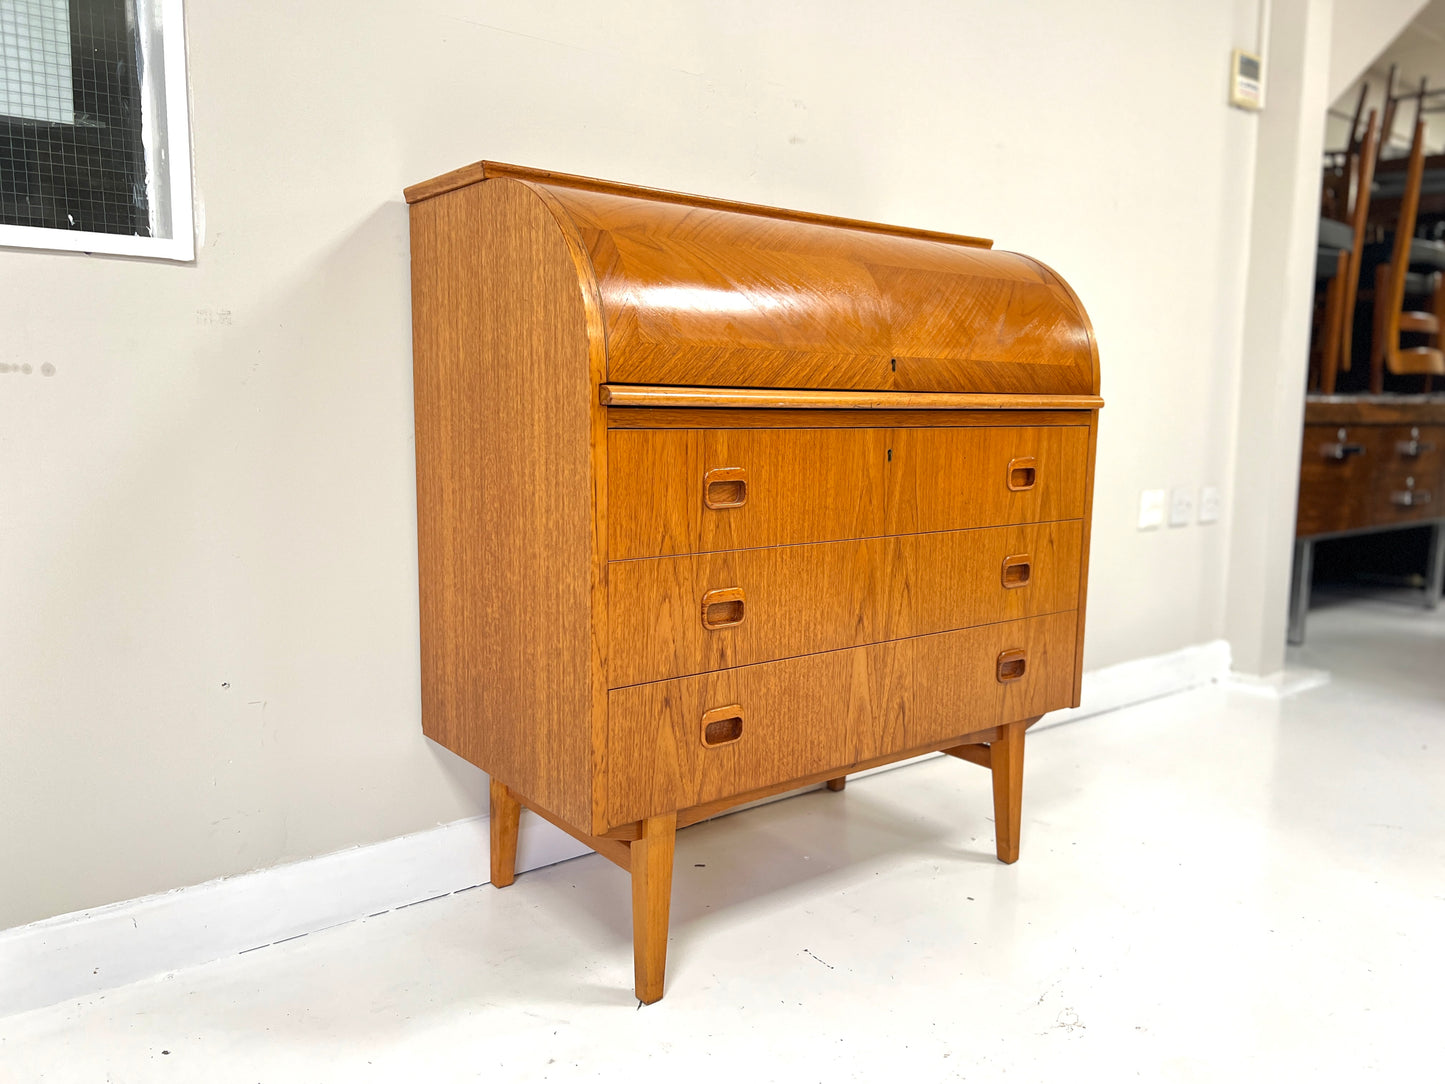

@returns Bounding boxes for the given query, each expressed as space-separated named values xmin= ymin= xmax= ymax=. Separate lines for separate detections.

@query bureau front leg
xmin=489 ymin=779 xmax=522 ymax=888
xmin=631 ymin=811 xmax=678 ymax=1004
xmin=990 ymin=720 xmax=1026 ymax=864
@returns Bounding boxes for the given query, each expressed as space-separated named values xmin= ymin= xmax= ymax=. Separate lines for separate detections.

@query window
xmin=0 ymin=0 xmax=192 ymax=260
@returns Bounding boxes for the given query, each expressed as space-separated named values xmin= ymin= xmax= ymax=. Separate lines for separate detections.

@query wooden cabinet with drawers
xmin=405 ymin=162 xmax=1102 ymax=1003
xmin=1291 ymin=396 xmax=1445 ymax=643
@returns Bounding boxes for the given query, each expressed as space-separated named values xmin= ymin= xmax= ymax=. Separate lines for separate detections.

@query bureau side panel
xmin=1070 ymin=411 xmax=1099 ymax=706
xmin=410 ymin=179 xmax=595 ymax=828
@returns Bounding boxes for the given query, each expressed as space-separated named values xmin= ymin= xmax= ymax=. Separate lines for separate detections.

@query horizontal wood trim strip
xmin=515 ymin=793 xmax=631 ymax=871
xmin=406 ymin=161 xmax=994 ymax=250
xmin=1305 ymin=394 xmax=1445 ymax=425
xmin=606 ymin=407 xmax=1099 ymax=429
xmin=601 ymin=385 xmax=1105 ymax=411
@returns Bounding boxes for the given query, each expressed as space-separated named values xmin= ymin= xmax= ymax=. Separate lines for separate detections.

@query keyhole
xmin=890 ymin=357 xmax=897 ymax=371
xmin=887 ymin=448 xmax=892 ymax=462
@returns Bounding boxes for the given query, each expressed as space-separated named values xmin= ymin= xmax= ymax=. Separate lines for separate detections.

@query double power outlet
xmin=1138 ymin=485 xmax=1221 ymax=530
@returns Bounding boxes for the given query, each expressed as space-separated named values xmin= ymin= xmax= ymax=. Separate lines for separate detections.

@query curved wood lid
xmin=406 ymin=162 xmax=1099 ymax=397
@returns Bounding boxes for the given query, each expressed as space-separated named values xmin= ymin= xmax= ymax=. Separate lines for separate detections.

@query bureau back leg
xmin=489 ymin=779 xmax=522 ymax=888
xmin=631 ymin=811 xmax=678 ymax=1005
xmin=991 ymin=721 xmax=1026 ymax=864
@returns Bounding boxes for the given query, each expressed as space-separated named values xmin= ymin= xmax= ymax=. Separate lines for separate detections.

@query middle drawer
xmin=609 ymin=519 xmax=1082 ymax=687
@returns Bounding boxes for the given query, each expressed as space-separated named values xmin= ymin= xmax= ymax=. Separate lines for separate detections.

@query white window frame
xmin=0 ymin=0 xmax=194 ymax=261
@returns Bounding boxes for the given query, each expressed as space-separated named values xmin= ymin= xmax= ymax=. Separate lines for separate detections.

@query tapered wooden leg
xmin=825 ymin=776 xmax=846 ymax=792
xmin=990 ymin=721 xmax=1026 ymax=864
xmin=489 ymin=779 xmax=521 ymax=888
xmin=631 ymin=811 xmax=677 ymax=1004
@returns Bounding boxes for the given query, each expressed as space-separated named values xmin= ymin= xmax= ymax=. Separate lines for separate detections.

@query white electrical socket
xmin=1199 ymin=485 xmax=1222 ymax=524
xmin=1169 ymin=486 xmax=1193 ymax=527
xmin=1138 ymin=489 xmax=1165 ymax=530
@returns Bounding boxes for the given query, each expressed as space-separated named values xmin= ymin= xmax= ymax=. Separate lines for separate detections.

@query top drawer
xmin=609 ymin=425 xmax=1089 ymax=559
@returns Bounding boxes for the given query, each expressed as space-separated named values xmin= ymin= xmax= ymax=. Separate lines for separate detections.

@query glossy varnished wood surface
xmin=406 ymin=162 xmax=1095 ymax=398
xmin=403 ymin=161 xmax=993 ymax=248
xmin=600 ymin=385 xmax=1104 ymax=411
xmin=548 ymin=183 xmax=1095 ymax=395
xmin=410 ymin=177 xmax=598 ymax=830
xmin=604 ymin=611 xmax=1076 ymax=828
xmin=609 ymin=425 xmax=1089 ymax=559
xmin=608 ymin=520 xmax=1083 ymax=686
xmin=606 ymin=406 xmax=1096 ymax=429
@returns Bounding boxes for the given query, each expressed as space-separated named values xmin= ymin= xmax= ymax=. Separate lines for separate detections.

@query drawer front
xmin=609 ymin=425 xmax=1089 ymax=559
xmin=609 ymin=520 xmax=1083 ymax=687
xmin=1372 ymin=424 xmax=1444 ymax=525
xmin=1297 ymin=424 xmax=1445 ymax=535
xmin=604 ymin=611 xmax=1076 ymax=827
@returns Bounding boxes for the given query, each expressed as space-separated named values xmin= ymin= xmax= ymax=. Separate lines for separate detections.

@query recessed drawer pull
xmin=1006 ymin=457 xmax=1037 ymax=491
xmin=1001 ymin=554 xmax=1032 ymax=589
xmin=700 ymin=705 xmax=744 ymax=748
xmin=703 ymin=466 xmax=748 ymax=509
xmin=996 ymin=648 xmax=1027 ymax=683
xmin=700 ymin=586 xmax=746 ymax=630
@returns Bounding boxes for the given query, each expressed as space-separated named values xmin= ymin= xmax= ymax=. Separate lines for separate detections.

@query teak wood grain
xmin=609 ymin=425 xmax=1088 ymax=560
xmin=605 ymin=611 xmax=1075 ymax=828
xmin=410 ymin=177 xmax=599 ymax=830
xmin=608 ymin=520 xmax=1083 ymax=686
xmin=407 ymin=161 xmax=1100 ymax=1002
xmin=599 ymin=385 xmax=1103 ymax=411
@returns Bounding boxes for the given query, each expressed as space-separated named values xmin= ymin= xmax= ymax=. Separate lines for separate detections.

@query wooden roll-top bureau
xmin=404 ymin=162 xmax=1102 ymax=1004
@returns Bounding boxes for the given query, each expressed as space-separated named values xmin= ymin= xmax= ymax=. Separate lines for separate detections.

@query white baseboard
xmin=0 ymin=637 xmax=1231 ymax=1020
xmin=0 ymin=813 xmax=589 ymax=1020
xmin=1031 ymin=638 xmax=1231 ymax=731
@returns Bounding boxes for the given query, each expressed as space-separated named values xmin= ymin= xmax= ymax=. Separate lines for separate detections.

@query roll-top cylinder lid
xmin=404 ymin=162 xmax=1099 ymax=398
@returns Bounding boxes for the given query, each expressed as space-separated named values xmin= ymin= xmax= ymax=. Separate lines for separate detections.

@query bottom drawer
xmin=604 ymin=611 xmax=1076 ymax=828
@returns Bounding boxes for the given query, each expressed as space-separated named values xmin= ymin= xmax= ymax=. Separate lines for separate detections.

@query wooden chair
xmin=1370 ymin=108 xmax=1445 ymax=391
xmin=1315 ymin=108 xmax=1379 ymax=393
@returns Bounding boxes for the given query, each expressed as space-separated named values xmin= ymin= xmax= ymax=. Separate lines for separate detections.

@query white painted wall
xmin=1328 ymin=0 xmax=1428 ymax=101
xmin=0 ymin=0 xmax=1280 ymax=930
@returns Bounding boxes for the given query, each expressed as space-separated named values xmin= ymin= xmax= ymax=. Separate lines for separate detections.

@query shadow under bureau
xmin=404 ymin=162 xmax=1102 ymax=1003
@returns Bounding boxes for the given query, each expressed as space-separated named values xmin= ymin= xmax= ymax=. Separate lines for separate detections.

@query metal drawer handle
xmin=1391 ymin=488 xmax=1432 ymax=507
xmin=996 ymin=649 xmax=1027 ymax=683
xmin=703 ymin=466 xmax=747 ymax=509
xmin=1006 ymin=457 xmax=1037 ymax=491
xmin=1397 ymin=439 xmax=1436 ymax=457
xmin=1001 ymin=554 xmax=1032 ymax=589
xmin=700 ymin=705 xmax=744 ymax=748
xmin=701 ymin=586 xmax=746 ymax=630
xmin=1321 ymin=442 xmax=1366 ymax=460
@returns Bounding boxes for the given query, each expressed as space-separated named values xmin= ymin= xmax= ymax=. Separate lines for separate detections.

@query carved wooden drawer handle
xmin=700 ymin=705 xmax=744 ymax=748
xmin=701 ymin=586 xmax=746 ymax=629
xmin=1001 ymin=554 xmax=1032 ymax=589
xmin=1006 ymin=457 xmax=1037 ymax=491
xmin=996 ymin=649 xmax=1027 ymax=683
xmin=703 ymin=466 xmax=748 ymax=509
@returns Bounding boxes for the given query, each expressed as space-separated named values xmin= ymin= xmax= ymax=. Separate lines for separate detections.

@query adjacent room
xmin=1 ymin=1 xmax=1440 ymax=1080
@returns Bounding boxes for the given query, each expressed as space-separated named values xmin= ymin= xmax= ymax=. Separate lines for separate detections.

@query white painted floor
xmin=2 ymin=593 xmax=1442 ymax=1082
